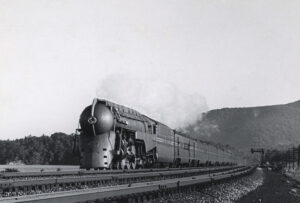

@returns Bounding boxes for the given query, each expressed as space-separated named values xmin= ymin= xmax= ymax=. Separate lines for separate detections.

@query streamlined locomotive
xmin=78 ymin=98 xmax=237 ymax=169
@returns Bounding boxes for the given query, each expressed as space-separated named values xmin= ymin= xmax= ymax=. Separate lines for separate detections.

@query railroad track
xmin=0 ymin=166 xmax=242 ymax=198
xmin=0 ymin=165 xmax=255 ymax=203
xmin=0 ymin=165 xmax=235 ymax=180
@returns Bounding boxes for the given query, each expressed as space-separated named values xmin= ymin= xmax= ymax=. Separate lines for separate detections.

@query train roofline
xmin=93 ymin=98 xmax=236 ymax=152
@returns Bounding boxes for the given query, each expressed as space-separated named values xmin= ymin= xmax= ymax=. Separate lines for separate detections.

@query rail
xmin=0 ymin=166 xmax=256 ymax=203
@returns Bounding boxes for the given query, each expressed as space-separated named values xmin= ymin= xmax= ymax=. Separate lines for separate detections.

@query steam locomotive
xmin=78 ymin=98 xmax=238 ymax=170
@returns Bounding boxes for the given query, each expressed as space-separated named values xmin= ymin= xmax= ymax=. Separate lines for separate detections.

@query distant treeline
xmin=264 ymin=149 xmax=288 ymax=163
xmin=0 ymin=133 xmax=79 ymax=165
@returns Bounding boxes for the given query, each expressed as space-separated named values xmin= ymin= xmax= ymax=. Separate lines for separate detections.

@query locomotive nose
xmin=80 ymin=100 xmax=114 ymax=135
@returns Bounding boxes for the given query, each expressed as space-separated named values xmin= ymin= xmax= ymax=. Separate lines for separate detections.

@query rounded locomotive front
xmin=79 ymin=99 xmax=116 ymax=169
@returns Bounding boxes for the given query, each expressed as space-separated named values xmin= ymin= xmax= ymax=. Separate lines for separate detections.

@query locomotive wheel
xmin=116 ymin=162 xmax=121 ymax=170
xmin=126 ymin=162 xmax=131 ymax=169
xmin=121 ymin=159 xmax=127 ymax=170
xmin=108 ymin=163 xmax=113 ymax=170
xmin=130 ymin=160 xmax=136 ymax=169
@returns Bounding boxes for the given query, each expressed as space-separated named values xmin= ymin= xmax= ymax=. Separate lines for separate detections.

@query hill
xmin=286 ymin=100 xmax=300 ymax=109
xmin=184 ymin=100 xmax=300 ymax=152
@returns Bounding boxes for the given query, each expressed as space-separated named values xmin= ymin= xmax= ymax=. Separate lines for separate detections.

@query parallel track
xmin=0 ymin=165 xmax=256 ymax=203
xmin=0 ymin=166 xmax=243 ymax=198
xmin=0 ymin=165 xmax=235 ymax=180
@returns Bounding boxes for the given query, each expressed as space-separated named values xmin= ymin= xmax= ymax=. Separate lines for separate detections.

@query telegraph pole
xmin=298 ymin=145 xmax=300 ymax=168
xmin=288 ymin=148 xmax=291 ymax=170
xmin=287 ymin=149 xmax=289 ymax=170
xmin=293 ymin=147 xmax=296 ymax=170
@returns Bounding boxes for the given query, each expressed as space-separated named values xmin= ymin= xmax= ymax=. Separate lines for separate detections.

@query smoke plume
xmin=96 ymin=74 xmax=208 ymax=129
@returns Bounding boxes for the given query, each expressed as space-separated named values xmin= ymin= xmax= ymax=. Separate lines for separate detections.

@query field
xmin=0 ymin=165 xmax=79 ymax=172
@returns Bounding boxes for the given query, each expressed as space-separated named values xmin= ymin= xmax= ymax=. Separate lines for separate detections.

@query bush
xmin=4 ymin=168 xmax=19 ymax=172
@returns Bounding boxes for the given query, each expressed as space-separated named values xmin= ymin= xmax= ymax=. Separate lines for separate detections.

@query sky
xmin=0 ymin=0 xmax=300 ymax=139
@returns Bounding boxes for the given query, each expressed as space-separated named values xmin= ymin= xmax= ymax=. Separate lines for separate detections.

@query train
xmin=77 ymin=98 xmax=239 ymax=170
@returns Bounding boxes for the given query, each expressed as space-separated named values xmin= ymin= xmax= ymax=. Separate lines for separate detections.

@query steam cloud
xmin=96 ymin=74 xmax=208 ymax=129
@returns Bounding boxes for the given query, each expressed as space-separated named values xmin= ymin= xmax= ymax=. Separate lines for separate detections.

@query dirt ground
xmin=236 ymin=169 xmax=300 ymax=203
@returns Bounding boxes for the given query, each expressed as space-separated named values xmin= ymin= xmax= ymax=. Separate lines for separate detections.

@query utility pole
xmin=293 ymin=147 xmax=297 ymax=170
xmin=285 ymin=149 xmax=290 ymax=170
xmin=207 ymin=144 xmax=210 ymax=176
xmin=288 ymin=148 xmax=291 ymax=170
xmin=298 ymin=145 xmax=300 ymax=168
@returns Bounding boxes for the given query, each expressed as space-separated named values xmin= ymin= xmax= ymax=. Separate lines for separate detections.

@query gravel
xmin=237 ymin=169 xmax=300 ymax=203
xmin=150 ymin=168 xmax=264 ymax=203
